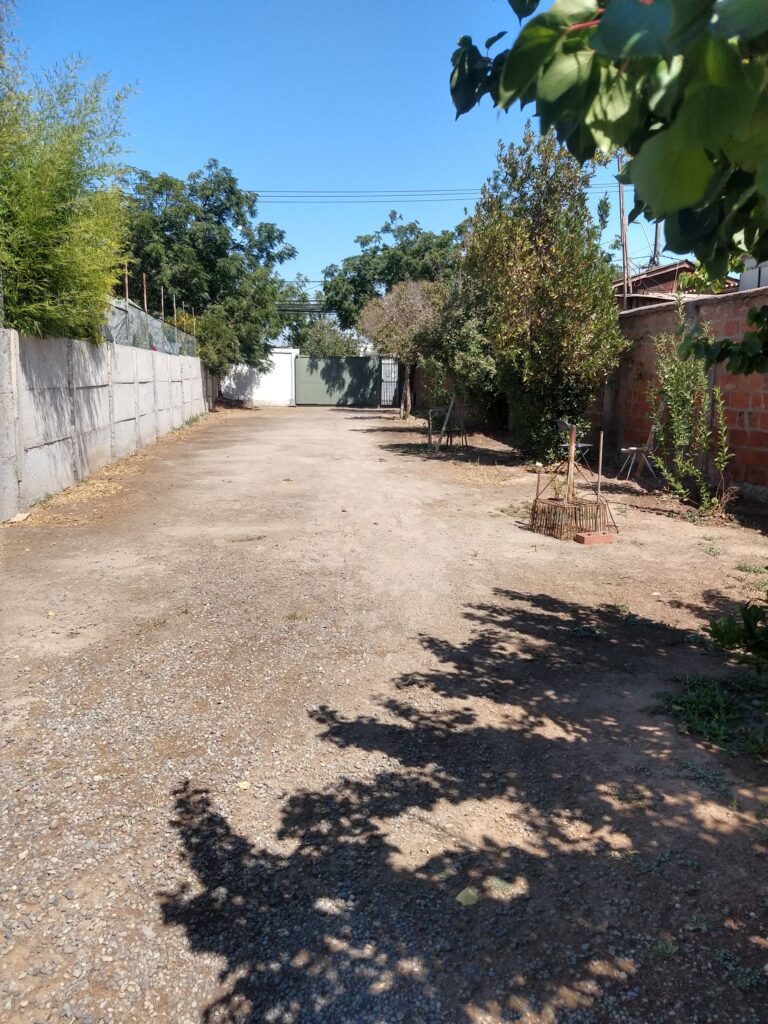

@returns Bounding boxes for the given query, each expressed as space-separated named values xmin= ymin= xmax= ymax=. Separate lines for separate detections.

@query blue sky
xmin=18 ymin=0 xmax=656 ymax=286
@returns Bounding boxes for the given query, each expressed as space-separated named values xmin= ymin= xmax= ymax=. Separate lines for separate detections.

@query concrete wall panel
xmin=138 ymin=412 xmax=157 ymax=445
xmin=155 ymin=379 xmax=171 ymax=411
xmin=156 ymin=407 xmax=172 ymax=435
xmin=138 ymin=381 xmax=155 ymax=417
xmin=135 ymin=347 xmax=155 ymax=383
xmin=19 ymin=336 xmax=69 ymax=390
xmin=19 ymin=387 xmax=70 ymax=448
xmin=1 ymin=330 xmax=214 ymax=520
xmin=0 ymin=393 xmax=16 ymax=461
xmin=22 ymin=439 xmax=75 ymax=506
xmin=113 ymin=417 xmax=138 ymax=458
xmin=113 ymin=382 xmax=137 ymax=424
xmin=77 ymin=427 xmax=112 ymax=478
xmin=113 ymin=345 xmax=137 ymax=384
xmin=72 ymin=342 xmax=110 ymax=387
xmin=74 ymin=386 xmax=110 ymax=434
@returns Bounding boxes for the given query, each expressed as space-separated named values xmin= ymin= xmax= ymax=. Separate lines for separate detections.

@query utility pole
xmin=124 ymin=262 xmax=131 ymax=344
xmin=160 ymin=285 xmax=165 ymax=321
xmin=651 ymin=220 xmax=662 ymax=267
xmin=142 ymin=273 xmax=148 ymax=314
xmin=617 ymin=152 xmax=631 ymax=310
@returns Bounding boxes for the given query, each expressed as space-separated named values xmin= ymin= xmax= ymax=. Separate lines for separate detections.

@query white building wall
xmin=222 ymin=348 xmax=297 ymax=407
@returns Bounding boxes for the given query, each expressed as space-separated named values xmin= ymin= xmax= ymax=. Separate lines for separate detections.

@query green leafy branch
xmin=451 ymin=0 xmax=768 ymax=375
xmin=710 ymin=592 xmax=768 ymax=675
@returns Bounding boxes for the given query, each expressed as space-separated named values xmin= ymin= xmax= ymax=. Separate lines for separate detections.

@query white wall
xmin=221 ymin=348 xmax=297 ymax=407
xmin=0 ymin=329 xmax=217 ymax=521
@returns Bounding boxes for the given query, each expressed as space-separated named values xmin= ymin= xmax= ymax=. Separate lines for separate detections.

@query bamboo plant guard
xmin=528 ymin=427 xmax=618 ymax=541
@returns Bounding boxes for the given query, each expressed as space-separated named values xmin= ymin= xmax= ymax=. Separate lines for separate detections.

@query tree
xmin=196 ymin=306 xmax=239 ymax=380
xmin=462 ymin=128 xmax=625 ymax=457
xmin=418 ymin=279 xmax=499 ymax=418
xmin=358 ymin=281 xmax=440 ymax=418
xmin=450 ymin=0 xmax=768 ymax=373
xmin=322 ymin=213 xmax=458 ymax=329
xmin=294 ymin=316 xmax=359 ymax=358
xmin=0 ymin=7 xmax=127 ymax=340
xmin=124 ymin=161 xmax=296 ymax=373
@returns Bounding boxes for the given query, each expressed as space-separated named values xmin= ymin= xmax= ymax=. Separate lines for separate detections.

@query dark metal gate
xmin=294 ymin=355 xmax=404 ymax=408
xmin=380 ymin=358 xmax=402 ymax=408
xmin=295 ymin=356 xmax=381 ymax=406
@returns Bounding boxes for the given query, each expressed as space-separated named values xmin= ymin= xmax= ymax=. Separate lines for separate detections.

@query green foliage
xmin=461 ymin=128 xmax=625 ymax=458
xmin=710 ymin=595 xmax=768 ymax=676
xmin=322 ymin=212 xmax=459 ymax=330
xmin=649 ymin=319 xmax=732 ymax=513
xmin=124 ymin=161 xmax=296 ymax=374
xmin=0 ymin=17 xmax=127 ymax=340
xmin=681 ymin=304 xmax=768 ymax=375
xmin=358 ymin=280 xmax=441 ymax=417
xmin=679 ymin=255 xmax=744 ymax=294
xmin=196 ymin=306 xmax=240 ymax=380
xmin=420 ymin=279 xmax=499 ymax=416
xmin=294 ymin=316 xmax=358 ymax=358
xmin=663 ymin=673 xmax=767 ymax=755
xmin=450 ymin=0 xmax=768 ymax=374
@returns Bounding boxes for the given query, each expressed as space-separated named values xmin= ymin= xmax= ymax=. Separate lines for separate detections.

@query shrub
xmin=710 ymin=594 xmax=768 ymax=677
xmin=0 ymin=26 xmax=128 ymax=340
xmin=649 ymin=320 xmax=733 ymax=515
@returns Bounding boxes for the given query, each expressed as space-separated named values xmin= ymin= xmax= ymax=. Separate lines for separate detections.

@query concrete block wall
xmin=0 ymin=329 xmax=215 ymax=521
xmin=593 ymin=287 xmax=768 ymax=490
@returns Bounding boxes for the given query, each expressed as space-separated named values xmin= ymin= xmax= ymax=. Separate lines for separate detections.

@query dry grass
xmin=441 ymin=460 xmax=515 ymax=486
xmin=3 ymin=411 xmax=220 ymax=528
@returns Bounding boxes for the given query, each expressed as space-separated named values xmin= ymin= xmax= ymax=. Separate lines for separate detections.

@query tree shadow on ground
xmin=159 ymin=591 xmax=767 ymax=1024
xmin=376 ymin=440 xmax=525 ymax=468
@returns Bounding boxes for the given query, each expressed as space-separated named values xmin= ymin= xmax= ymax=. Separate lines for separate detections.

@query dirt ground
xmin=1 ymin=406 xmax=768 ymax=1024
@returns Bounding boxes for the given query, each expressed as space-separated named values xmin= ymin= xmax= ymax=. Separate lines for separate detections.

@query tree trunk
xmin=400 ymin=363 xmax=412 ymax=420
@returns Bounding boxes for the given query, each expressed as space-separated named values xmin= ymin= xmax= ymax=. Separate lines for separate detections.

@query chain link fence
xmin=103 ymin=299 xmax=198 ymax=356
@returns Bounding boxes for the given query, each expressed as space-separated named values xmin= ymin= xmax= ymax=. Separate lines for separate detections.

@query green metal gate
xmin=295 ymin=356 xmax=381 ymax=407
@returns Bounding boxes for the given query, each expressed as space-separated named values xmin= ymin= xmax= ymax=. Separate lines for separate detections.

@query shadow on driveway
xmin=159 ymin=591 xmax=767 ymax=1023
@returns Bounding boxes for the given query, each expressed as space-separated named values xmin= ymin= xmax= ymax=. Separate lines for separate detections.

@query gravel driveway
xmin=1 ymin=407 xmax=767 ymax=1024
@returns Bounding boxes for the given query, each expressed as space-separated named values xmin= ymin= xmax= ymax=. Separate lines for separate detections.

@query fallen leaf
xmin=455 ymin=886 xmax=480 ymax=907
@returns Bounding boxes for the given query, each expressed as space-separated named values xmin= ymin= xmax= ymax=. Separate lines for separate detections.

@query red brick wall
xmin=593 ymin=287 xmax=768 ymax=490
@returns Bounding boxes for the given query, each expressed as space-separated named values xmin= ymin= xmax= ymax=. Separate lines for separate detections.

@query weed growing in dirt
xmin=736 ymin=563 xmax=768 ymax=575
xmin=709 ymin=948 xmax=767 ymax=991
xmin=569 ymin=624 xmax=605 ymax=639
xmin=675 ymin=759 xmax=734 ymax=799
xmin=710 ymin=592 xmax=768 ymax=674
xmin=662 ymin=675 xmax=767 ymax=758
xmin=608 ymin=602 xmax=631 ymax=616
xmin=652 ymin=939 xmax=679 ymax=958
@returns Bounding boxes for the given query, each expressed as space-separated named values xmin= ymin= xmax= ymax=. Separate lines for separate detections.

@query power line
xmin=257 ymin=188 xmax=481 ymax=196
xmin=250 ymin=185 xmax=623 ymax=200
xmin=258 ymin=197 xmax=482 ymax=205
